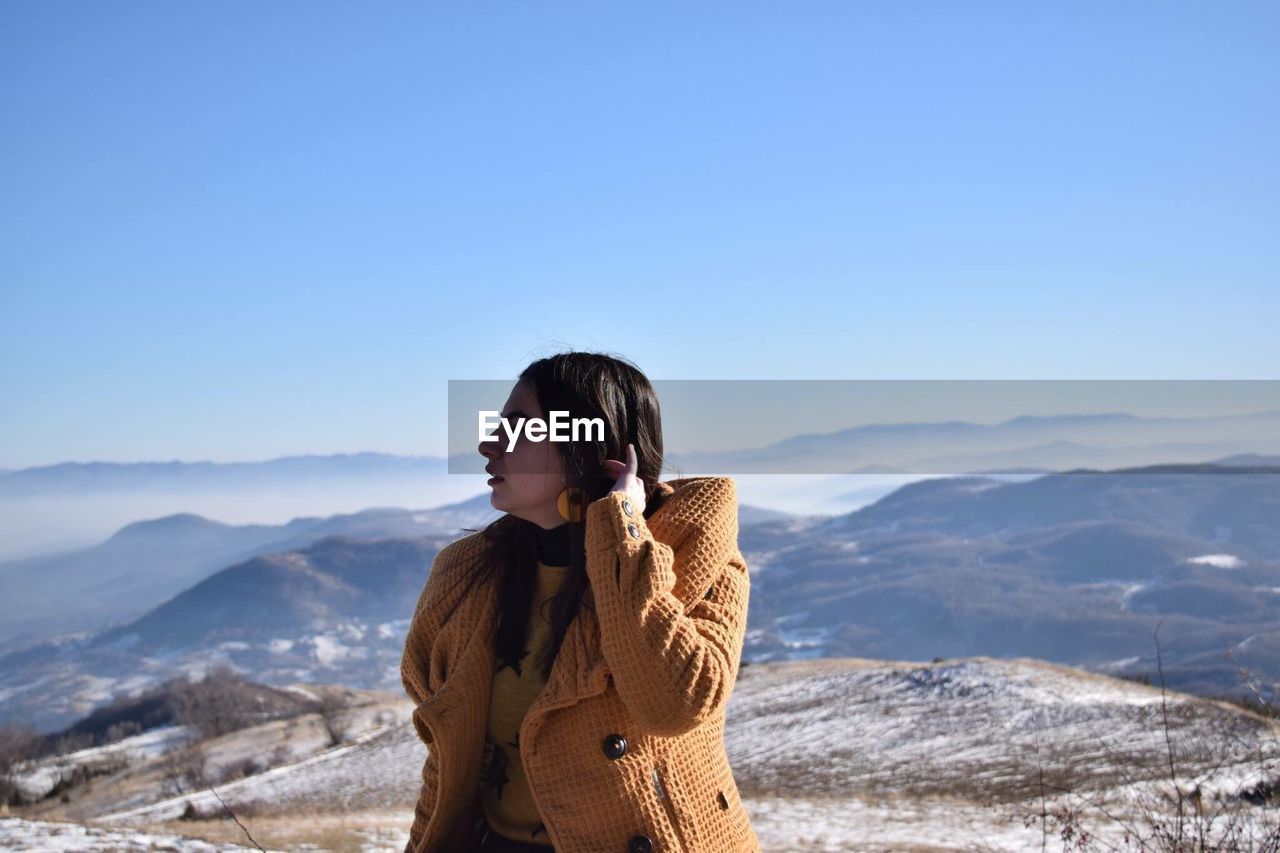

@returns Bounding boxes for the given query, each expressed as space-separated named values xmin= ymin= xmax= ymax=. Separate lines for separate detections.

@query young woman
xmin=401 ymin=352 xmax=761 ymax=853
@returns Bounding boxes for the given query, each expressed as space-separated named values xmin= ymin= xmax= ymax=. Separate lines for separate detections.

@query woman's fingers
xmin=602 ymin=444 xmax=645 ymax=508
xmin=602 ymin=444 xmax=637 ymax=477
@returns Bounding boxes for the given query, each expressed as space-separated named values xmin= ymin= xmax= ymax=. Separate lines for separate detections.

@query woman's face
xmin=477 ymin=380 xmax=568 ymax=529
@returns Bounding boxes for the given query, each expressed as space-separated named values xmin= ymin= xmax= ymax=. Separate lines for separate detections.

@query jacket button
xmin=627 ymin=522 xmax=641 ymax=539
xmin=627 ymin=835 xmax=653 ymax=853
xmin=621 ymin=498 xmax=634 ymax=516
xmin=602 ymin=733 xmax=628 ymax=760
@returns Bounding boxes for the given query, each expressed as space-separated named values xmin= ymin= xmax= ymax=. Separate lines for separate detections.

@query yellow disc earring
xmin=557 ymin=486 xmax=586 ymax=522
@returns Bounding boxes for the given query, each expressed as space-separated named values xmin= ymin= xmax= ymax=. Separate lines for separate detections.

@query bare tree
xmin=158 ymin=742 xmax=208 ymax=798
xmin=1015 ymin=620 xmax=1280 ymax=851
xmin=0 ymin=722 xmax=43 ymax=805
xmin=310 ymin=688 xmax=355 ymax=748
xmin=170 ymin=664 xmax=258 ymax=739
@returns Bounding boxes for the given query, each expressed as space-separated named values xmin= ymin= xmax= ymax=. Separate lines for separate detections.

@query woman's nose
xmin=478 ymin=439 xmax=499 ymax=460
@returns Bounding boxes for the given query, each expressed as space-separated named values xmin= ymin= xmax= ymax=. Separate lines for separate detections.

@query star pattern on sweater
xmin=531 ymin=821 xmax=547 ymax=840
xmin=495 ymin=646 xmax=529 ymax=677
xmin=484 ymin=747 xmax=510 ymax=800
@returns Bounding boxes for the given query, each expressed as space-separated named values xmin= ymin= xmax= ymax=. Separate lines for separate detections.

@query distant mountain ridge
xmin=1 ymin=459 xmax=1276 ymax=733
xmin=5 ymin=409 xmax=1279 ymax=496
xmin=0 ymin=492 xmax=500 ymax=653
xmin=742 ymin=463 xmax=1280 ymax=700
xmin=662 ymin=409 xmax=1280 ymax=474
xmin=0 ymin=452 xmax=448 ymax=498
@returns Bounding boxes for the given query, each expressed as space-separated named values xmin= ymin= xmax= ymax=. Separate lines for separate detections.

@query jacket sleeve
xmin=583 ymin=478 xmax=751 ymax=737
xmin=400 ymin=550 xmax=450 ymax=853
xmin=404 ymin=760 xmax=439 ymax=853
xmin=400 ymin=554 xmax=445 ymax=717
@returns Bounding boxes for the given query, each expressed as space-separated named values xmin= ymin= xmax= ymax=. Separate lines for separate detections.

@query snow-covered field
xmin=0 ymin=816 xmax=266 ymax=851
xmin=6 ymin=658 xmax=1278 ymax=851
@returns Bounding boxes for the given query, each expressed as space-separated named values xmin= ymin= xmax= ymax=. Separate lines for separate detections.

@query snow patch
xmin=1185 ymin=553 xmax=1244 ymax=569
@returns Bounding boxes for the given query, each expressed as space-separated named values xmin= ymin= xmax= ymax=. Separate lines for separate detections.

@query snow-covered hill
xmin=8 ymin=657 xmax=1277 ymax=850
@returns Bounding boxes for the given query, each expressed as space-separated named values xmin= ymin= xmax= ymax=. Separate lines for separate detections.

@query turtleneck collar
xmin=535 ymin=521 xmax=571 ymax=567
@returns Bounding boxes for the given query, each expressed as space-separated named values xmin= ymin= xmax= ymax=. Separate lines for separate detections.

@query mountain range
xmin=1 ymin=460 xmax=1276 ymax=733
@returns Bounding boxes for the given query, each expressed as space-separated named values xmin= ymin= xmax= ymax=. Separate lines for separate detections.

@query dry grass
xmin=118 ymin=809 xmax=411 ymax=852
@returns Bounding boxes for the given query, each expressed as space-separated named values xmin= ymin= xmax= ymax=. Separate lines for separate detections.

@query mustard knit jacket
xmin=400 ymin=476 xmax=762 ymax=852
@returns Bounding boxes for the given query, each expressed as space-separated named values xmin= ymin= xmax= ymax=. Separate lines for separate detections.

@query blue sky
xmin=2 ymin=2 xmax=1276 ymax=468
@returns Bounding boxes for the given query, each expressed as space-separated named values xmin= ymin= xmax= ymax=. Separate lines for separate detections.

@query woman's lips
xmin=488 ymin=475 xmax=504 ymax=485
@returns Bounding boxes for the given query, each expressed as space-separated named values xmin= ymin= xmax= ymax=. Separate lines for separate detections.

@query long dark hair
xmin=460 ymin=351 xmax=668 ymax=682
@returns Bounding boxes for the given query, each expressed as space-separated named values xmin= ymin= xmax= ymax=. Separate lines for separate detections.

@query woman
xmin=400 ymin=352 xmax=761 ymax=853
